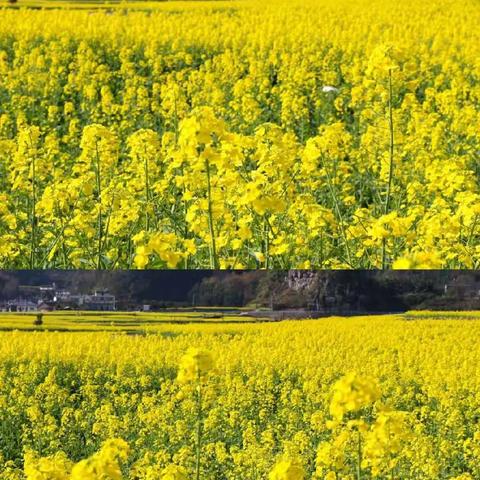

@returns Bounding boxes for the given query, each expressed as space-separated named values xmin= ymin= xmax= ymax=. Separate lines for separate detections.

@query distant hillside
xmin=190 ymin=271 xmax=480 ymax=312
xmin=2 ymin=271 xmax=480 ymax=312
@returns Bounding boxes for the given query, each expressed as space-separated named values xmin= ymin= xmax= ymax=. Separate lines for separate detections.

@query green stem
xmin=144 ymin=146 xmax=150 ymax=232
xmin=180 ymin=164 xmax=189 ymax=270
xmin=357 ymin=429 xmax=362 ymax=480
xmin=205 ymin=158 xmax=218 ymax=269
xmin=264 ymin=217 xmax=270 ymax=269
xmin=62 ymin=237 xmax=67 ymax=269
xmin=95 ymin=140 xmax=103 ymax=270
xmin=126 ymin=218 xmax=140 ymax=270
xmin=319 ymin=155 xmax=352 ymax=266
xmin=195 ymin=377 xmax=203 ymax=480
xmin=319 ymin=231 xmax=324 ymax=267
xmin=30 ymin=145 xmax=36 ymax=269
xmin=382 ymin=68 xmax=394 ymax=269
xmin=173 ymin=89 xmax=179 ymax=143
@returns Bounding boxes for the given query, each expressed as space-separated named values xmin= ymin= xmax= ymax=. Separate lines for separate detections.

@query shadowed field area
xmin=3 ymin=0 xmax=237 ymax=10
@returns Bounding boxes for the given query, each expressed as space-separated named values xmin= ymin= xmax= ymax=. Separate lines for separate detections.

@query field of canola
xmin=0 ymin=0 xmax=480 ymax=269
xmin=0 ymin=314 xmax=479 ymax=479
xmin=0 ymin=309 xmax=264 ymax=332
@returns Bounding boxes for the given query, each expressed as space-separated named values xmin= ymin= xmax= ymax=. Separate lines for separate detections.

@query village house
xmin=77 ymin=290 xmax=116 ymax=311
xmin=2 ymin=284 xmax=117 ymax=312
xmin=1 ymin=298 xmax=37 ymax=312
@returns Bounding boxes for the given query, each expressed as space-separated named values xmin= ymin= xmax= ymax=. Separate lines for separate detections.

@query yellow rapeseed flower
xmin=268 ymin=458 xmax=305 ymax=480
xmin=177 ymin=348 xmax=213 ymax=383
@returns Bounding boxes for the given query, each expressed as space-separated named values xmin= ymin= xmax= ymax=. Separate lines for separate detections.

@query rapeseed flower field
xmin=0 ymin=310 xmax=264 ymax=332
xmin=0 ymin=0 xmax=479 ymax=269
xmin=1 ymin=314 xmax=480 ymax=479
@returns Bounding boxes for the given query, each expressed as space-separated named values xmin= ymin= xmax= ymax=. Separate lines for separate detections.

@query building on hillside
xmin=79 ymin=290 xmax=116 ymax=311
xmin=1 ymin=298 xmax=38 ymax=312
xmin=11 ymin=284 xmax=117 ymax=311
xmin=444 ymin=274 xmax=480 ymax=297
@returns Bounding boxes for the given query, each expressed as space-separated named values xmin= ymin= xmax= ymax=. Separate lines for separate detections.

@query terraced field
xmin=0 ymin=309 xmax=265 ymax=332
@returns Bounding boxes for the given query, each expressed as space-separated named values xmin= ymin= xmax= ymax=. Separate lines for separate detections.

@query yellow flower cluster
xmin=23 ymin=439 xmax=129 ymax=480
xmin=269 ymin=458 xmax=305 ymax=480
xmin=0 ymin=0 xmax=479 ymax=268
xmin=0 ymin=314 xmax=479 ymax=478
xmin=176 ymin=347 xmax=213 ymax=383
xmin=160 ymin=465 xmax=188 ymax=480
xmin=328 ymin=373 xmax=381 ymax=422
xmin=318 ymin=375 xmax=412 ymax=478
